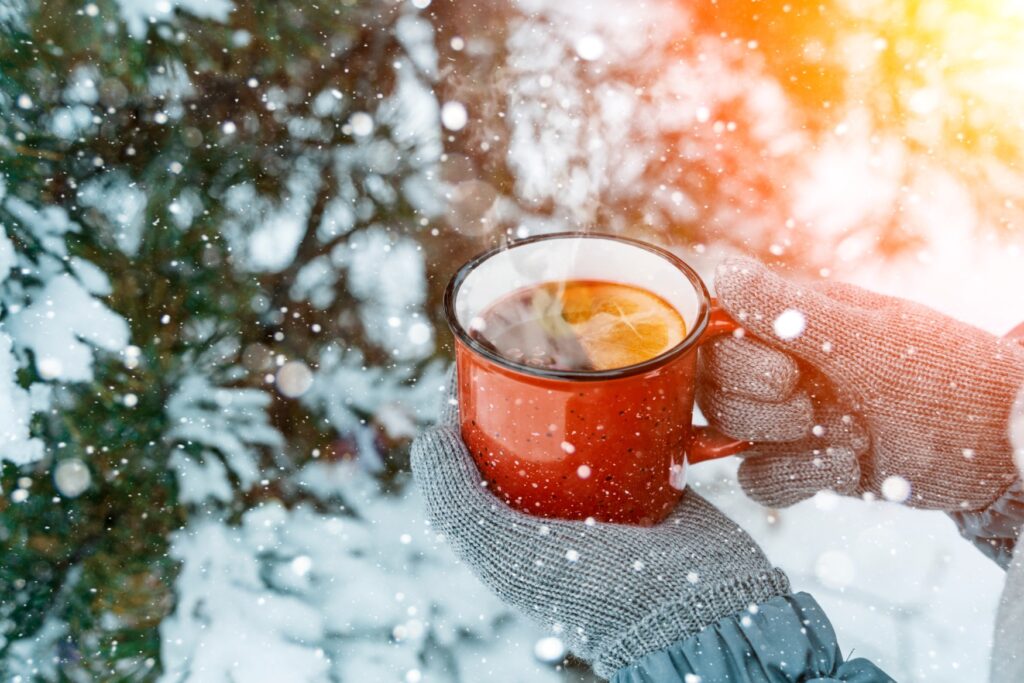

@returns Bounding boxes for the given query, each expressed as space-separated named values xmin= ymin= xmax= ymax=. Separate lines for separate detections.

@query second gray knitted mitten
xmin=699 ymin=257 xmax=1024 ymax=512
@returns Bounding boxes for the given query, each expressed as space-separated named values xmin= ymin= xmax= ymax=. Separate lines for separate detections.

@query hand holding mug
xmin=446 ymin=234 xmax=750 ymax=525
xmin=699 ymin=257 xmax=1024 ymax=511
xmin=411 ymin=375 xmax=790 ymax=679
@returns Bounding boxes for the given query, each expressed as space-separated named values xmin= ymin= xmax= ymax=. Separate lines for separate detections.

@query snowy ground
xmin=694 ymin=461 xmax=1002 ymax=681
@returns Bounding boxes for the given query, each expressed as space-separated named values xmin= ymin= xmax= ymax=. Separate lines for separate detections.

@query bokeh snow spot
xmin=812 ymin=490 xmax=840 ymax=511
xmin=408 ymin=322 xmax=431 ymax=346
xmin=276 ymin=361 xmax=314 ymax=398
xmin=881 ymin=475 xmax=911 ymax=503
xmin=815 ymin=549 xmax=855 ymax=589
xmin=54 ymin=458 xmax=91 ymax=497
xmin=773 ymin=308 xmax=806 ymax=340
xmin=533 ymin=636 xmax=566 ymax=663
xmin=575 ymin=35 xmax=605 ymax=61
xmin=349 ymin=111 xmax=374 ymax=137
xmin=441 ymin=101 xmax=468 ymax=131
xmin=290 ymin=555 xmax=312 ymax=576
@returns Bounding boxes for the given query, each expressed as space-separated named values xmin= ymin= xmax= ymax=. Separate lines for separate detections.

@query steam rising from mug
xmin=454 ymin=236 xmax=702 ymax=338
xmin=445 ymin=233 xmax=749 ymax=524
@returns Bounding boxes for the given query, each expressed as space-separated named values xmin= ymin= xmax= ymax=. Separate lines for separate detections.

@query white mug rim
xmin=443 ymin=232 xmax=712 ymax=381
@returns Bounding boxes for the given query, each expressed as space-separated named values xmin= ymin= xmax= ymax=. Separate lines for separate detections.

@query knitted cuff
xmin=1012 ymin=383 xmax=1024 ymax=475
xmin=950 ymin=477 xmax=1024 ymax=569
xmin=950 ymin=334 xmax=1024 ymax=567
xmin=592 ymin=568 xmax=790 ymax=678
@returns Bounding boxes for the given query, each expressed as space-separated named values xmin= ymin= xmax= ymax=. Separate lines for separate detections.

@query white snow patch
xmin=0 ymin=333 xmax=44 ymax=465
xmin=166 ymin=376 xmax=283 ymax=501
xmin=114 ymin=0 xmax=233 ymax=38
xmin=5 ymin=274 xmax=129 ymax=382
xmin=815 ymin=549 xmax=855 ymax=589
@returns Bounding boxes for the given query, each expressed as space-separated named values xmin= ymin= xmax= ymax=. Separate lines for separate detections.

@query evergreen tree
xmin=0 ymin=1 xmax=473 ymax=679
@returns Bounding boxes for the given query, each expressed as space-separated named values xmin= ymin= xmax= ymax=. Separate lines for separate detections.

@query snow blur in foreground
xmin=160 ymin=460 xmax=565 ymax=683
xmin=694 ymin=457 xmax=1003 ymax=682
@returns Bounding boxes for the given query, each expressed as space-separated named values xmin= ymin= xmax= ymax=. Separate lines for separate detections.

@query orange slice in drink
xmin=556 ymin=282 xmax=686 ymax=370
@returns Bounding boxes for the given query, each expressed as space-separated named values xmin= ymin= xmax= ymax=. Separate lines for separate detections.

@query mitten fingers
xmin=411 ymin=426 xmax=505 ymax=540
xmin=698 ymin=335 xmax=801 ymax=402
xmin=411 ymin=426 xmax=620 ymax=616
xmin=817 ymin=281 xmax=903 ymax=310
xmin=714 ymin=257 xmax=875 ymax=388
xmin=696 ymin=384 xmax=813 ymax=442
xmin=738 ymin=445 xmax=861 ymax=508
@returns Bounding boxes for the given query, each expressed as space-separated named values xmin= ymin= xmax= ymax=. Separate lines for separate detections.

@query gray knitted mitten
xmin=411 ymin=377 xmax=790 ymax=679
xmin=698 ymin=257 xmax=1024 ymax=512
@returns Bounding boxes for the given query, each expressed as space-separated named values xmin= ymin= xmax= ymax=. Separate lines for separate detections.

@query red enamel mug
xmin=444 ymin=233 xmax=749 ymax=525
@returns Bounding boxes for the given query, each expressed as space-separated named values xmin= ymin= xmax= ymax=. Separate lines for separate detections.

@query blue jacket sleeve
xmin=949 ymin=477 xmax=1024 ymax=569
xmin=610 ymin=592 xmax=895 ymax=683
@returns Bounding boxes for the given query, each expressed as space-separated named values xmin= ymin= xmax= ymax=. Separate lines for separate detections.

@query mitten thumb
xmin=715 ymin=257 xmax=872 ymax=388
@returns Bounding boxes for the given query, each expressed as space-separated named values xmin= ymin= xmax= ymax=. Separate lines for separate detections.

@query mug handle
xmin=686 ymin=300 xmax=754 ymax=464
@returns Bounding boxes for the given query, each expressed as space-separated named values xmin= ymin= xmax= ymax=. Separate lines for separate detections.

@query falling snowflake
xmin=574 ymin=35 xmax=605 ymax=61
xmin=441 ymin=101 xmax=468 ymax=131
xmin=290 ymin=555 xmax=313 ymax=576
xmin=773 ymin=308 xmax=806 ymax=340
xmin=881 ymin=475 xmax=911 ymax=503
xmin=54 ymin=458 xmax=91 ymax=497
xmin=533 ymin=636 xmax=566 ymax=663
xmin=349 ymin=111 xmax=374 ymax=137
